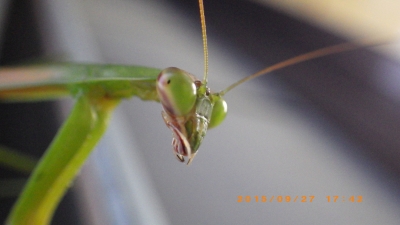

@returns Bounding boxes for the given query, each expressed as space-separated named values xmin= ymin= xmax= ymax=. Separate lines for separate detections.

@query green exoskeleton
xmin=155 ymin=0 xmax=224 ymax=164
xmin=0 ymin=0 xmax=388 ymax=224
xmin=156 ymin=67 xmax=227 ymax=164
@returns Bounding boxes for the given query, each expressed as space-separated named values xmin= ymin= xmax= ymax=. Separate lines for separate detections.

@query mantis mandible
xmin=0 ymin=0 xmax=390 ymax=224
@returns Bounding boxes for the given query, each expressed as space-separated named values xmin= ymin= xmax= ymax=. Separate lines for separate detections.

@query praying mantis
xmin=0 ymin=0 xmax=398 ymax=225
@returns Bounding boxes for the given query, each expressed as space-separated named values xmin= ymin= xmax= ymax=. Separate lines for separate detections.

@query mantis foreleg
xmin=6 ymin=95 xmax=120 ymax=225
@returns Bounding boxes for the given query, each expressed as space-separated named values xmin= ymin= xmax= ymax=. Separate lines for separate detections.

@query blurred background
xmin=1 ymin=0 xmax=400 ymax=224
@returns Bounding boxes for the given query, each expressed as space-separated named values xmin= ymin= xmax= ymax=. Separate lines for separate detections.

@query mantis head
xmin=156 ymin=67 xmax=227 ymax=165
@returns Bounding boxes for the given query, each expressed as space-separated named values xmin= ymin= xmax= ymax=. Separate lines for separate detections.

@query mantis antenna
xmin=219 ymin=37 xmax=393 ymax=96
xmin=196 ymin=1 xmax=392 ymax=96
xmin=198 ymin=0 xmax=209 ymax=84
xmin=196 ymin=1 xmax=373 ymax=95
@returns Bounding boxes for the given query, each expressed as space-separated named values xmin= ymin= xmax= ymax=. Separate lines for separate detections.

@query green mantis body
xmin=0 ymin=62 xmax=225 ymax=224
xmin=1 ymin=53 xmax=227 ymax=224
xmin=1 ymin=0 xmax=227 ymax=221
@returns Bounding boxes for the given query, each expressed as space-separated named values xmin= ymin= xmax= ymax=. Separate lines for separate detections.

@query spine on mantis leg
xmin=6 ymin=94 xmax=120 ymax=225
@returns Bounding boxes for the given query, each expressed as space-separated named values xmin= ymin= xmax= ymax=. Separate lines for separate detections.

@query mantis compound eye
xmin=208 ymin=95 xmax=227 ymax=129
xmin=156 ymin=67 xmax=197 ymax=116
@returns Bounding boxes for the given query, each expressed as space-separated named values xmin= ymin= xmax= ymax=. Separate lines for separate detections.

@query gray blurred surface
xmin=35 ymin=0 xmax=400 ymax=224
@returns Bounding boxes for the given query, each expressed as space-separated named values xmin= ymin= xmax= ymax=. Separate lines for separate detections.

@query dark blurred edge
xmin=0 ymin=0 xmax=81 ymax=224
xmin=171 ymin=0 xmax=400 ymax=182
